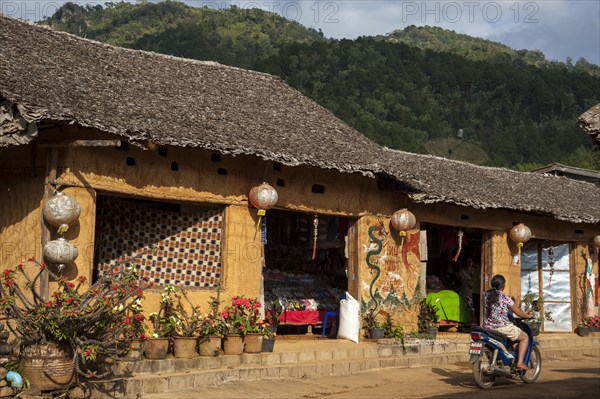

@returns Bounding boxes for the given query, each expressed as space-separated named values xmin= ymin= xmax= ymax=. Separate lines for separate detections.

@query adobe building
xmin=1 ymin=15 xmax=598 ymax=335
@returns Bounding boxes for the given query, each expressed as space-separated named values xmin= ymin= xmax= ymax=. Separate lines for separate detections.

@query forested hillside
xmin=41 ymin=1 xmax=600 ymax=170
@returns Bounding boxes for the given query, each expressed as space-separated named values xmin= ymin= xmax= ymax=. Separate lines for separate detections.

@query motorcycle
xmin=469 ymin=317 xmax=542 ymax=388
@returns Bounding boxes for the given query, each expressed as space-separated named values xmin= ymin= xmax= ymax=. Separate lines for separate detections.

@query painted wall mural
xmin=360 ymin=217 xmax=422 ymax=319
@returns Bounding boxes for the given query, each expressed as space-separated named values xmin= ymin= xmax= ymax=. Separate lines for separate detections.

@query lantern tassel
xmin=256 ymin=209 xmax=266 ymax=229
xmin=398 ymin=232 xmax=406 ymax=252
xmin=517 ymin=242 xmax=523 ymax=265
xmin=57 ymin=224 xmax=69 ymax=235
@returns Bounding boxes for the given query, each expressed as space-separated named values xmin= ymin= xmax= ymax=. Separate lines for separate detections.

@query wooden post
xmin=40 ymin=148 xmax=58 ymax=300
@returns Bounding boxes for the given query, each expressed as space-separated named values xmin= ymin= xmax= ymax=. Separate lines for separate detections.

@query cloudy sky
xmin=2 ymin=0 xmax=598 ymax=64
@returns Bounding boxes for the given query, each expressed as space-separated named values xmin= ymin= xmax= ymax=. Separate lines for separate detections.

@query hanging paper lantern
xmin=43 ymin=192 xmax=81 ymax=235
xmin=391 ymin=209 xmax=416 ymax=236
xmin=593 ymin=235 xmax=600 ymax=248
xmin=391 ymin=209 xmax=416 ymax=248
xmin=509 ymin=223 xmax=532 ymax=265
xmin=43 ymin=237 xmax=79 ymax=270
xmin=249 ymin=182 xmax=278 ymax=211
xmin=248 ymin=182 xmax=278 ymax=233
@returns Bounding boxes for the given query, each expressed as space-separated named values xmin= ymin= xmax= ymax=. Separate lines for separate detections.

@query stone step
xmin=95 ymin=352 xmax=469 ymax=398
xmin=90 ymin=335 xmax=600 ymax=398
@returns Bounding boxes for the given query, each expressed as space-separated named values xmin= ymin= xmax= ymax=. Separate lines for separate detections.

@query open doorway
xmin=262 ymin=210 xmax=354 ymax=334
xmin=421 ymin=224 xmax=483 ymax=327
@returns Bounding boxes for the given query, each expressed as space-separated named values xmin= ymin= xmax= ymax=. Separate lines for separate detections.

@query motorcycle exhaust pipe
xmin=492 ymin=367 xmax=514 ymax=378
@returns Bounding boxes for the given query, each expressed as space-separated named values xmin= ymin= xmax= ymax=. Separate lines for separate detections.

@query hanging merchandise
xmin=390 ymin=209 xmax=416 ymax=249
xmin=43 ymin=237 xmax=78 ymax=271
xmin=43 ymin=192 xmax=81 ymax=235
xmin=312 ymin=214 xmax=319 ymax=261
xmin=509 ymin=223 xmax=531 ymax=265
xmin=248 ymin=182 xmax=278 ymax=228
xmin=452 ymin=230 xmax=464 ymax=263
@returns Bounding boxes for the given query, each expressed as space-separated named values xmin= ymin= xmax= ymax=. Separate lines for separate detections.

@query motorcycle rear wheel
xmin=520 ymin=345 xmax=542 ymax=383
xmin=473 ymin=347 xmax=496 ymax=389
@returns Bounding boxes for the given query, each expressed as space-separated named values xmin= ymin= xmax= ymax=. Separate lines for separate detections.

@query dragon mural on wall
xmin=362 ymin=218 xmax=422 ymax=316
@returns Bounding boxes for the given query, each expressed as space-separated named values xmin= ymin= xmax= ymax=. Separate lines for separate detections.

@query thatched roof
xmin=0 ymin=15 xmax=381 ymax=175
xmin=1 ymin=15 xmax=599 ymax=224
xmin=579 ymin=103 xmax=600 ymax=146
xmin=379 ymin=149 xmax=600 ymax=224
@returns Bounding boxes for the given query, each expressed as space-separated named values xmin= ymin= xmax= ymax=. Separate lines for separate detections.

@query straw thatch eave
xmin=378 ymin=148 xmax=600 ymax=224
xmin=579 ymin=103 xmax=600 ymax=146
xmin=0 ymin=15 xmax=382 ymax=177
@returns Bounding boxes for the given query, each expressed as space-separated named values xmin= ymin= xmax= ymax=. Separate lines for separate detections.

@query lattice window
xmin=95 ymin=196 xmax=223 ymax=287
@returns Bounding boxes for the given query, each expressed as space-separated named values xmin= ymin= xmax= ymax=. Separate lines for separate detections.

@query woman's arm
xmin=510 ymin=304 xmax=533 ymax=319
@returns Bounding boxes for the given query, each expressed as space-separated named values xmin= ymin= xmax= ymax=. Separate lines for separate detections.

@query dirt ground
xmin=141 ymin=355 xmax=600 ymax=399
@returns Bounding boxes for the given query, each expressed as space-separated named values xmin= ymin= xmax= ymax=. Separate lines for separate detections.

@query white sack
xmin=337 ymin=291 xmax=360 ymax=343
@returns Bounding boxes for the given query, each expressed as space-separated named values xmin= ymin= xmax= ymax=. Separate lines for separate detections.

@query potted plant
xmin=417 ymin=299 xmax=439 ymax=339
xmin=363 ymin=308 xmax=385 ymax=339
xmin=578 ymin=315 xmax=600 ymax=336
xmin=520 ymin=290 xmax=554 ymax=335
xmin=262 ymin=300 xmax=282 ymax=352
xmin=198 ymin=291 xmax=225 ymax=356
xmin=171 ymin=287 xmax=203 ymax=358
xmin=382 ymin=312 xmax=404 ymax=339
xmin=0 ymin=258 xmax=151 ymax=390
xmin=220 ymin=296 xmax=260 ymax=354
xmin=121 ymin=298 xmax=149 ymax=360
xmin=146 ymin=284 xmax=178 ymax=359
xmin=242 ymin=297 xmax=264 ymax=353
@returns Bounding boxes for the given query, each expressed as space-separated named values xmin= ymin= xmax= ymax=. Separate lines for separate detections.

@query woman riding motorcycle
xmin=483 ymin=274 xmax=533 ymax=370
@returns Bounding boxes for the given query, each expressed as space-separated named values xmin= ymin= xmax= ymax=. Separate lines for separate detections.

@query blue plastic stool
xmin=321 ymin=311 xmax=338 ymax=339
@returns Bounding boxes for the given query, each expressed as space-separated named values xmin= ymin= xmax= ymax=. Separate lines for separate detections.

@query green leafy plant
xmin=383 ymin=313 xmax=404 ymax=338
xmin=0 ymin=258 xmax=151 ymax=379
xmin=198 ymin=290 xmax=225 ymax=337
xmin=264 ymin=300 xmax=283 ymax=329
xmin=220 ymin=296 xmax=263 ymax=335
xmin=148 ymin=284 xmax=178 ymax=338
xmin=520 ymin=290 xmax=554 ymax=323
xmin=362 ymin=307 xmax=382 ymax=329
xmin=417 ymin=300 xmax=439 ymax=333
xmin=172 ymin=287 xmax=203 ymax=337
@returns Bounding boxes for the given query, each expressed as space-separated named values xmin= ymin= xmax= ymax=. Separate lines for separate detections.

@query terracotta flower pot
xmin=223 ymin=334 xmax=244 ymax=355
xmin=20 ymin=343 xmax=75 ymax=391
xmin=244 ymin=333 xmax=263 ymax=353
xmin=173 ymin=336 xmax=198 ymax=358
xmin=199 ymin=336 xmax=222 ymax=357
xmin=123 ymin=339 xmax=146 ymax=360
xmin=144 ymin=338 xmax=170 ymax=359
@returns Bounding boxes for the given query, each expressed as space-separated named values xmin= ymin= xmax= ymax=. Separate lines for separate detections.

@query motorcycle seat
xmin=471 ymin=326 xmax=508 ymax=342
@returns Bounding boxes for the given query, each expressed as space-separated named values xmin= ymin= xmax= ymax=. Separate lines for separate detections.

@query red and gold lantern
xmin=391 ymin=209 xmax=416 ymax=248
xmin=248 ymin=182 xmax=278 ymax=227
xmin=509 ymin=223 xmax=532 ymax=265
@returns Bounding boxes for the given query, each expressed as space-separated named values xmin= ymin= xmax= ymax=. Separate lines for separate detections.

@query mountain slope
xmin=42 ymin=1 xmax=325 ymax=68
xmin=39 ymin=2 xmax=600 ymax=170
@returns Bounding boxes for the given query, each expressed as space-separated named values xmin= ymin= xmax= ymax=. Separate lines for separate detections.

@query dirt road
xmin=141 ymin=355 xmax=600 ymax=398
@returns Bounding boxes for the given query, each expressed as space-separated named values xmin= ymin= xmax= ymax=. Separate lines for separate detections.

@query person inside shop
xmin=483 ymin=274 xmax=533 ymax=370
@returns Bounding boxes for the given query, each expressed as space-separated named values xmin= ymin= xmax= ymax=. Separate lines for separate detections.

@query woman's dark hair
xmin=485 ymin=274 xmax=506 ymax=319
